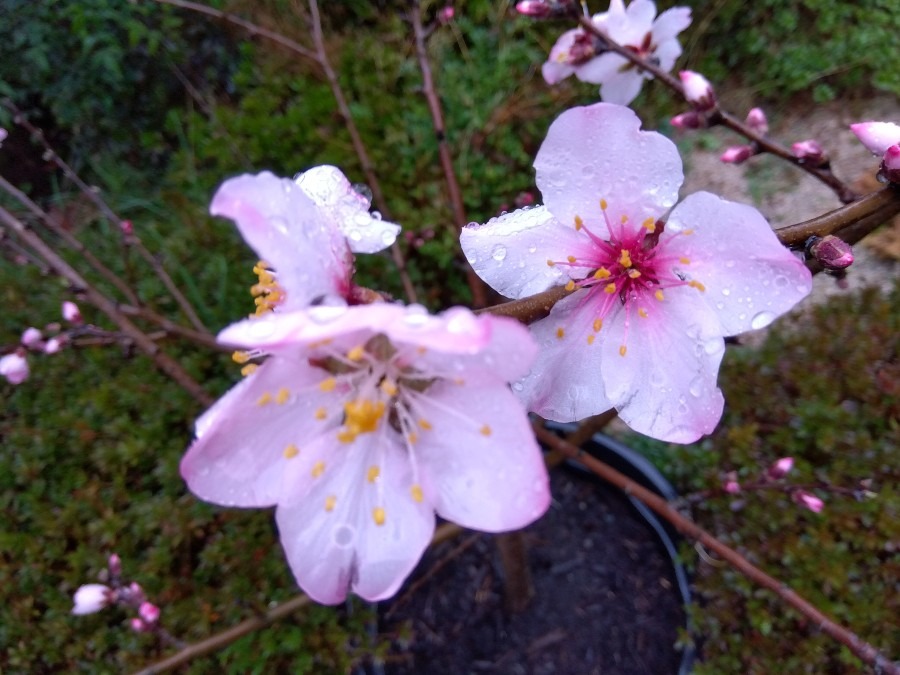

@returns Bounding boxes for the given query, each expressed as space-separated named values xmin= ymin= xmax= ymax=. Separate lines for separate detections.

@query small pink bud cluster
xmin=119 ymin=219 xmax=134 ymax=235
xmin=767 ymin=456 xmax=794 ymax=480
xmin=403 ymin=227 xmax=436 ymax=250
xmin=723 ymin=471 xmax=741 ymax=494
xmin=806 ymin=235 xmax=854 ymax=271
xmin=670 ymin=112 xmax=704 ymax=130
xmin=1 ymin=301 xmax=84 ymax=385
xmin=851 ymin=121 xmax=900 ymax=183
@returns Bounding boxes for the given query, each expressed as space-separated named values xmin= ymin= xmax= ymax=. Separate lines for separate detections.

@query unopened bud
xmin=807 ymin=235 xmax=854 ymax=271
xmin=139 ymin=601 xmax=161 ymax=624
xmin=62 ymin=301 xmax=82 ymax=324
xmin=792 ymin=139 xmax=827 ymax=165
xmin=128 ymin=582 xmax=146 ymax=604
xmin=671 ymin=112 xmax=703 ymax=130
xmin=130 ymin=617 xmax=150 ymax=633
xmin=108 ymin=553 xmax=122 ymax=576
xmin=723 ymin=471 xmax=740 ymax=494
xmin=793 ymin=490 xmax=824 ymax=513
xmin=679 ymin=71 xmax=716 ymax=111
xmin=745 ymin=107 xmax=768 ymax=135
xmin=0 ymin=128 xmax=7 ymax=146
xmin=720 ymin=145 xmax=754 ymax=164
xmin=514 ymin=191 xmax=535 ymax=207
xmin=768 ymin=456 xmax=794 ymax=479
xmin=21 ymin=327 xmax=42 ymax=348
xmin=72 ymin=584 xmax=112 ymax=615
xmin=880 ymin=144 xmax=900 ymax=183
xmin=119 ymin=219 xmax=134 ymax=235
xmin=850 ymin=121 xmax=900 ymax=155
xmin=437 ymin=5 xmax=454 ymax=23
xmin=515 ymin=0 xmax=553 ymax=17
xmin=44 ymin=337 xmax=63 ymax=354
xmin=0 ymin=352 xmax=29 ymax=385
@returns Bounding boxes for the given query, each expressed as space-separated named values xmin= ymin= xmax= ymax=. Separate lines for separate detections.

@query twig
xmin=0 ymin=205 xmax=214 ymax=407
xmin=574 ymin=15 xmax=858 ymax=203
xmin=534 ymin=424 xmax=899 ymax=675
xmin=409 ymin=1 xmax=488 ymax=307
xmin=3 ymin=101 xmax=211 ymax=333
xmin=118 ymin=304 xmax=224 ymax=351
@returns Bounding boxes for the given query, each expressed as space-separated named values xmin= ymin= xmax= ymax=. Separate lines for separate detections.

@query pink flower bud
xmin=119 ymin=219 xmax=134 ymax=235
xmin=745 ymin=107 xmax=768 ymax=135
xmin=130 ymin=617 xmax=150 ymax=633
xmin=791 ymin=139 xmax=826 ymax=165
xmin=515 ymin=0 xmax=553 ymax=17
xmin=807 ymin=235 xmax=854 ymax=270
xmin=108 ymin=553 xmax=122 ymax=576
xmin=21 ymin=327 xmax=42 ymax=348
xmin=72 ymin=584 xmax=112 ymax=615
xmin=62 ymin=301 xmax=82 ymax=324
xmin=720 ymin=145 xmax=754 ymax=164
xmin=723 ymin=471 xmax=740 ymax=494
xmin=43 ymin=337 xmax=63 ymax=354
xmin=515 ymin=191 xmax=536 ymax=207
xmin=0 ymin=128 xmax=7 ymax=146
xmin=670 ymin=112 xmax=703 ymax=130
xmin=0 ymin=352 xmax=29 ymax=385
xmin=438 ymin=5 xmax=454 ymax=23
xmin=793 ymin=490 xmax=824 ymax=513
xmin=139 ymin=601 xmax=161 ymax=624
xmin=679 ymin=71 xmax=716 ymax=111
xmin=768 ymin=456 xmax=794 ymax=479
xmin=881 ymin=144 xmax=900 ymax=183
xmin=850 ymin=121 xmax=900 ymax=155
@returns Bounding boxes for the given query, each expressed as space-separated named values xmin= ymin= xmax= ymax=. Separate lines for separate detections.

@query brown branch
xmin=574 ymin=15 xmax=858 ymax=203
xmin=118 ymin=304 xmax=224 ymax=351
xmin=0 ymin=205 xmax=214 ymax=407
xmin=409 ymin=1 xmax=488 ymax=307
xmin=534 ymin=424 xmax=899 ymax=675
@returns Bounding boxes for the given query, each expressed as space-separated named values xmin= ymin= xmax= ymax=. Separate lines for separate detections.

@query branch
xmin=533 ymin=424 xmax=899 ymax=675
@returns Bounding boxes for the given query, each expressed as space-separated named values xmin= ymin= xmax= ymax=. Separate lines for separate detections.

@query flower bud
xmin=119 ymin=220 xmax=134 ymax=235
xmin=130 ymin=617 xmax=150 ymax=633
xmin=128 ymin=582 xmax=146 ymax=603
xmin=807 ymin=235 xmax=854 ymax=271
xmin=880 ymin=144 xmax=900 ymax=183
xmin=515 ymin=0 xmax=553 ymax=17
xmin=850 ymin=121 xmax=900 ymax=155
xmin=793 ymin=490 xmax=824 ymax=513
xmin=745 ymin=107 xmax=768 ymax=135
xmin=108 ymin=553 xmax=122 ymax=576
xmin=0 ymin=128 xmax=7 ymax=146
xmin=438 ymin=6 xmax=454 ymax=23
xmin=679 ymin=71 xmax=716 ymax=111
xmin=0 ymin=352 xmax=29 ymax=385
xmin=723 ymin=471 xmax=740 ymax=494
xmin=768 ymin=456 xmax=794 ymax=479
xmin=791 ymin=139 xmax=827 ymax=165
xmin=21 ymin=327 xmax=42 ymax=348
xmin=72 ymin=584 xmax=112 ymax=615
xmin=670 ymin=112 xmax=703 ymax=130
xmin=62 ymin=301 xmax=82 ymax=324
xmin=139 ymin=601 xmax=161 ymax=624
xmin=44 ymin=337 xmax=63 ymax=354
xmin=720 ymin=145 xmax=754 ymax=164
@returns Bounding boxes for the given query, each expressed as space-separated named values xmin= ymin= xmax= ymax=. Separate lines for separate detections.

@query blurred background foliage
xmin=0 ymin=0 xmax=897 ymax=671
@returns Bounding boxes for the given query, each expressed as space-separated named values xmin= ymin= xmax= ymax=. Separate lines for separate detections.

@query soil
xmin=380 ymin=465 xmax=687 ymax=675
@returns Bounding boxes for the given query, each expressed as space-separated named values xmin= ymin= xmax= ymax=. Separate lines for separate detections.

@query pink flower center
xmin=547 ymin=200 xmax=705 ymax=355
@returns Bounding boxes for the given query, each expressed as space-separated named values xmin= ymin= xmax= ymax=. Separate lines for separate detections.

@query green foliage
xmin=623 ymin=283 xmax=899 ymax=673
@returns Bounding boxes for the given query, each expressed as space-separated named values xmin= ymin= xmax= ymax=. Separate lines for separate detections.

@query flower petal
xmin=542 ymin=29 xmax=580 ymax=85
xmin=412 ymin=381 xmax=550 ymax=531
xmin=652 ymin=6 xmax=691 ymax=43
xmin=599 ymin=69 xmax=647 ymax=106
xmin=664 ymin=191 xmax=812 ymax=335
xmin=460 ymin=205 xmax=595 ymax=298
xmin=516 ymin=290 xmax=614 ymax=422
xmin=574 ymin=52 xmax=627 ymax=84
xmin=652 ymin=37 xmax=683 ymax=73
xmin=275 ymin=438 xmax=434 ymax=604
xmin=295 ymin=165 xmax=401 ymax=253
xmin=535 ymin=104 xmax=683 ymax=235
xmin=850 ymin=121 xmax=900 ymax=155
xmin=600 ymin=287 xmax=725 ymax=443
xmin=210 ymin=172 xmax=351 ymax=309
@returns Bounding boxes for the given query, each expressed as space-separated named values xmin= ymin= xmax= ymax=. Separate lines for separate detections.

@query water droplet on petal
xmin=381 ymin=230 xmax=396 ymax=246
xmin=348 ymin=229 xmax=362 ymax=242
xmin=650 ymin=370 xmax=666 ymax=388
xmin=703 ymin=338 xmax=723 ymax=355
xmin=512 ymin=381 xmax=524 ymax=392
xmin=774 ymin=275 xmax=788 ymax=289
xmin=333 ymin=525 xmax=355 ymax=548
xmin=269 ymin=216 xmax=289 ymax=235
xmin=371 ymin=210 xmax=382 ymax=221
xmin=309 ymin=304 xmax=348 ymax=323
xmin=689 ymin=377 xmax=704 ymax=397
xmin=403 ymin=307 xmax=430 ymax=327
xmin=491 ymin=244 xmax=507 ymax=261
xmin=249 ymin=319 xmax=276 ymax=338
xmin=721 ymin=288 xmax=730 ymax=296
xmin=750 ymin=310 xmax=776 ymax=329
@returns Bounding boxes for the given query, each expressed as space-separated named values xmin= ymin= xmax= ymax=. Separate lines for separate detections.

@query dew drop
xmin=348 ymin=229 xmax=362 ymax=242
xmin=381 ymin=229 xmax=396 ymax=246
xmin=269 ymin=216 xmax=289 ymax=235
xmin=309 ymin=304 xmax=348 ymax=323
xmin=249 ymin=319 xmax=276 ymax=338
xmin=774 ymin=275 xmax=788 ymax=288
xmin=721 ymin=288 xmax=730 ymax=296
xmin=512 ymin=381 xmax=524 ymax=392
xmin=491 ymin=244 xmax=507 ymax=261
xmin=333 ymin=525 xmax=355 ymax=548
xmin=703 ymin=338 xmax=722 ymax=355
xmin=403 ymin=307 xmax=430 ymax=327
xmin=750 ymin=310 xmax=776 ymax=330
xmin=528 ymin=245 xmax=537 ymax=254
xmin=371 ymin=210 xmax=383 ymax=221
xmin=689 ymin=377 xmax=704 ymax=397
xmin=649 ymin=370 xmax=666 ymax=388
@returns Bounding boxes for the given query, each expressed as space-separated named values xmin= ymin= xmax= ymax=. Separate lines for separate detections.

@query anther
xmin=311 ymin=461 xmax=326 ymax=478
xmin=619 ymin=345 xmax=627 ymax=356
xmin=241 ymin=364 xmax=258 ymax=376
xmin=283 ymin=444 xmax=299 ymax=459
xmin=556 ymin=327 xmax=565 ymax=339
xmin=565 ymin=280 xmax=575 ymax=292
xmin=410 ymin=485 xmax=424 ymax=503
xmin=679 ymin=257 xmax=691 ymax=265
xmin=618 ymin=249 xmax=633 ymax=268
xmin=232 ymin=351 xmax=250 ymax=364
xmin=593 ymin=318 xmax=603 ymax=332
xmin=600 ymin=199 xmax=608 ymax=210
xmin=324 ymin=495 xmax=336 ymax=512
xmin=480 ymin=424 xmax=492 ymax=436
xmin=275 ymin=387 xmax=290 ymax=404
xmin=567 ymin=255 xmax=577 ymax=263
xmin=407 ymin=432 xmax=419 ymax=444
xmin=587 ymin=334 xmax=595 ymax=345
xmin=604 ymin=283 xmax=617 ymax=294
xmin=319 ymin=378 xmax=337 ymax=392
xmin=638 ymin=308 xmax=649 ymax=318
xmin=372 ymin=507 xmax=386 ymax=526
xmin=367 ymin=466 xmax=380 ymax=483
xmin=256 ymin=392 xmax=272 ymax=406
xmin=628 ymin=270 xmax=641 ymax=279
xmin=347 ymin=345 xmax=365 ymax=361
xmin=419 ymin=419 xmax=433 ymax=430
xmin=574 ymin=215 xmax=584 ymax=230
xmin=688 ymin=280 xmax=706 ymax=292
xmin=546 ymin=259 xmax=556 ymax=267
xmin=655 ymin=290 xmax=665 ymax=301
xmin=315 ymin=407 xmax=327 ymax=420
xmin=380 ymin=379 xmax=398 ymax=396
xmin=642 ymin=217 xmax=656 ymax=232
xmin=594 ymin=267 xmax=611 ymax=279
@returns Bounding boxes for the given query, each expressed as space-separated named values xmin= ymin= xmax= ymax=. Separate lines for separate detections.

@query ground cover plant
xmin=1 ymin=0 xmax=898 ymax=672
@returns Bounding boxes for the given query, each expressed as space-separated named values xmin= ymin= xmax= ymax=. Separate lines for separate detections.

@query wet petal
xmin=652 ymin=6 xmax=691 ymax=43
xmin=575 ymin=52 xmax=627 ymax=84
xmin=599 ymin=70 xmax=647 ymax=106
xmin=542 ymin=29 xmax=581 ymax=84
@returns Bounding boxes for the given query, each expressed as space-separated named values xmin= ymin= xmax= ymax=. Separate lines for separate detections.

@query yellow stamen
xmin=556 ymin=327 xmax=565 ymax=339
xmin=454 ymin=377 xmax=466 ymax=386
xmin=593 ymin=318 xmax=603 ymax=332
xmin=275 ymin=387 xmax=290 ymax=405
xmin=655 ymin=290 xmax=665 ymax=301
xmin=283 ymin=444 xmax=299 ymax=459
xmin=410 ymin=485 xmax=424 ymax=503
xmin=347 ymin=345 xmax=365 ymax=361
xmin=618 ymin=249 xmax=633 ymax=268
xmin=600 ymin=199 xmax=608 ymax=210
xmin=232 ymin=351 xmax=250 ymax=364
xmin=380 ymin=379 xmax=398 ymax=396
xmin=256 ymin=392 xmax=272 ymax=406
xmin=324 ymin=495 xmax=336 ymax=512
xmin=628 ymin=269 xmax=641 ymax=279
xmin=565 ymin=280 xmax=575 ymax=292
xmin=319 ymin=378 xmax=337 ymax=392
xmin=587 ymin=334 xmax=595 ymax=345
xmin=480 ymin=424 xmax=492 ymax=436
xmin=241 ymin=364 xmax=258 ymax=377
xmin=367 ymin=465 xmax=380 ymax=483
xmin=311 ymin=461 xmax=325 ymax=478
xmin=407 ymin=432 xmax=419 ymax=445
xmin=315 ymin=406 xmax=327 ymax=420
xmin=567 ymin=255 xmax=577 ymax=263
xmin=620 ymin=214 xmax=628 ymax=224
xmin=642 ymin=217 xmax=656 ymax=232
xmin=604 ymin=283 xmax=617 ymax=294
xmin=546 ymin=259 xmax=556 ymax=267
xmin=679 ymin=257 xmax=691 ymax=265
xmin=339 ymin=399 xmax=386 ymax=442
xmin=638 ymin=308 xmax=649 ymax=318
xmin=689 ymin=280 xmax=706 ymax=292
xmin=594 ymin=267 xmax=611 ymax=279
xmin=682 ymin=229 xmax=694 ymax=235
xmin=416 ymin=346 xmax=427 ymax=355
xmin=373 ymin=507 xmax=386 ymax=526
xmin=574 ymin=215 xmax=584 ymax=230
xmin=419 ymin=419 xmax=433 ymax=431
xmin=619 ymin=345 xmax=627 ymax=357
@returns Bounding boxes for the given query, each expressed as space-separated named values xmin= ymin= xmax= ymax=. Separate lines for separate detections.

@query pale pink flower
xmin=724 ymin=479 xmax=741 ymax=494
xmin=21 ymin=327 xmax=42 ymax=348
xmin=850 ymin=121 xmax=900 ymax=155
xmin=210 ymin=166 xmax=400 ymax=312
xmin=0 ymin=352 xmax=29 ymax=384
xmin=182 ymin=303 xmax=549 ymax=604
xmin=793 ymin=490 xmax=824 ymax=513
xmin=44 ymin=337 xmax=63 ymax=354
xmin=768 ymin=456 xmax=794 ymax=480
xmin=72 ymin=584 xmax=111 ymax=615
xmin=130 ymin=617 xmax=150 ymax=633
xmin=516 ymin=0 xmax=554 ymax=17
xmin=679 ymin=70 xmax=715 ymax=110
xmin=62 ymin=301 xmax=82 ymax=323
xmin=720 ymin=145 xmax=754 ymax=164
xmin=460 ymin=103 xmax=811 ymax=442
xmin=543 ymin=0 xmax=691 ymax=105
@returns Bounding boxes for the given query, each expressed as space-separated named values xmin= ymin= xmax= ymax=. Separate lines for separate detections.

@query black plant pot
xmin=376 ymin=426 xmax=695 ymax=674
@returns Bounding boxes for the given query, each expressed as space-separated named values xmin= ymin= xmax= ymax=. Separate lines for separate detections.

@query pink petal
xmin=515 ymin=290 xmax=614 ymax=421
xmin=574 ymin=52 xmax=627 ymax=84
xmin=622 ymin=0 xmax=657 ymax=39
xmin=181 ymin=358 xmax=346 ymax=507
xmin=664 ymin=192 xmax=812 ymax=335
xmin=412 ymin=381 xmax=550 ymax=531
xmin=599 ymin=69 xmax=647 ymax=105
xmin=210 ymin=172 xmax=351 ymax=310
xmin=460 ymin=206 xmax=595 ymax=299
xmin=535 ymin=104 xmax=683 ymax=232
xmin=295 ymin=165 xmax=400 ymax=253
xmin=850 ymin=122 xmax=900 ymax=155
xmin=0 ymin=353 xmax=29 ymax=384
xmin=275 ymin=437 xmax=434 ymax=604
xmin=542 ymin=29 xmax=580 ymax=85
xmin=599 ymin=288 xmax=726 ymax=443
xmin=542 ymin=60 xmax=576 ymax=85
xmin=652 ymin=6 xmax=691 ymax=43
xmin=653 ymin=37 xmax=684 ymax=72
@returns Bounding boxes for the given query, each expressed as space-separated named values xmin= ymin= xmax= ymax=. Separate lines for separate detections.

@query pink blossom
xmin=139 ymin=601 xmax=160 ymax=623
xmin=679 ymin=71 xmax=715 ymax=110
xmin=437 ymin=5 xmax=454 ymax=22
xmin=44 ymin=337 xmax=63 ymax=354
xmin=0 ymin=352 xmax=29 ymax=384
xmin=883 ymin=145 xmax=900 ymax=182
xmin=72 ymin=584 xmax=111 ymax=615
xmin=182 ymin=303 xmax=549 ymax=603
xmin=793 ymin=490 xmax=824 ymax=513
xmin=724 ymin=479 xmax=740 ymax=494
xmin=210 ymin=167 xmax=400 ymax=313
xmin=543 ymin=0 xmax=691 ymax=106
xmin=62 ymin=301 xmax=82 ymax=323
xmin=21 ymin=327 xmax=42 ymax=348
xmin=745 ymin=108 xmax=768 ymax=135
xmin=720 ymin=145 xmax=754 ymax=164
xmin=460 ymin=103 xmax=811 ymax=442
xmin=850 ymin=121 xmax=900 ymax=155
xmin=108 ymin=553 xmax=122 ymax=576
xmin=768 ymin=456 xmax=794 ymax=480
xmin=130 ymin=617 xmax=150 ymax=633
